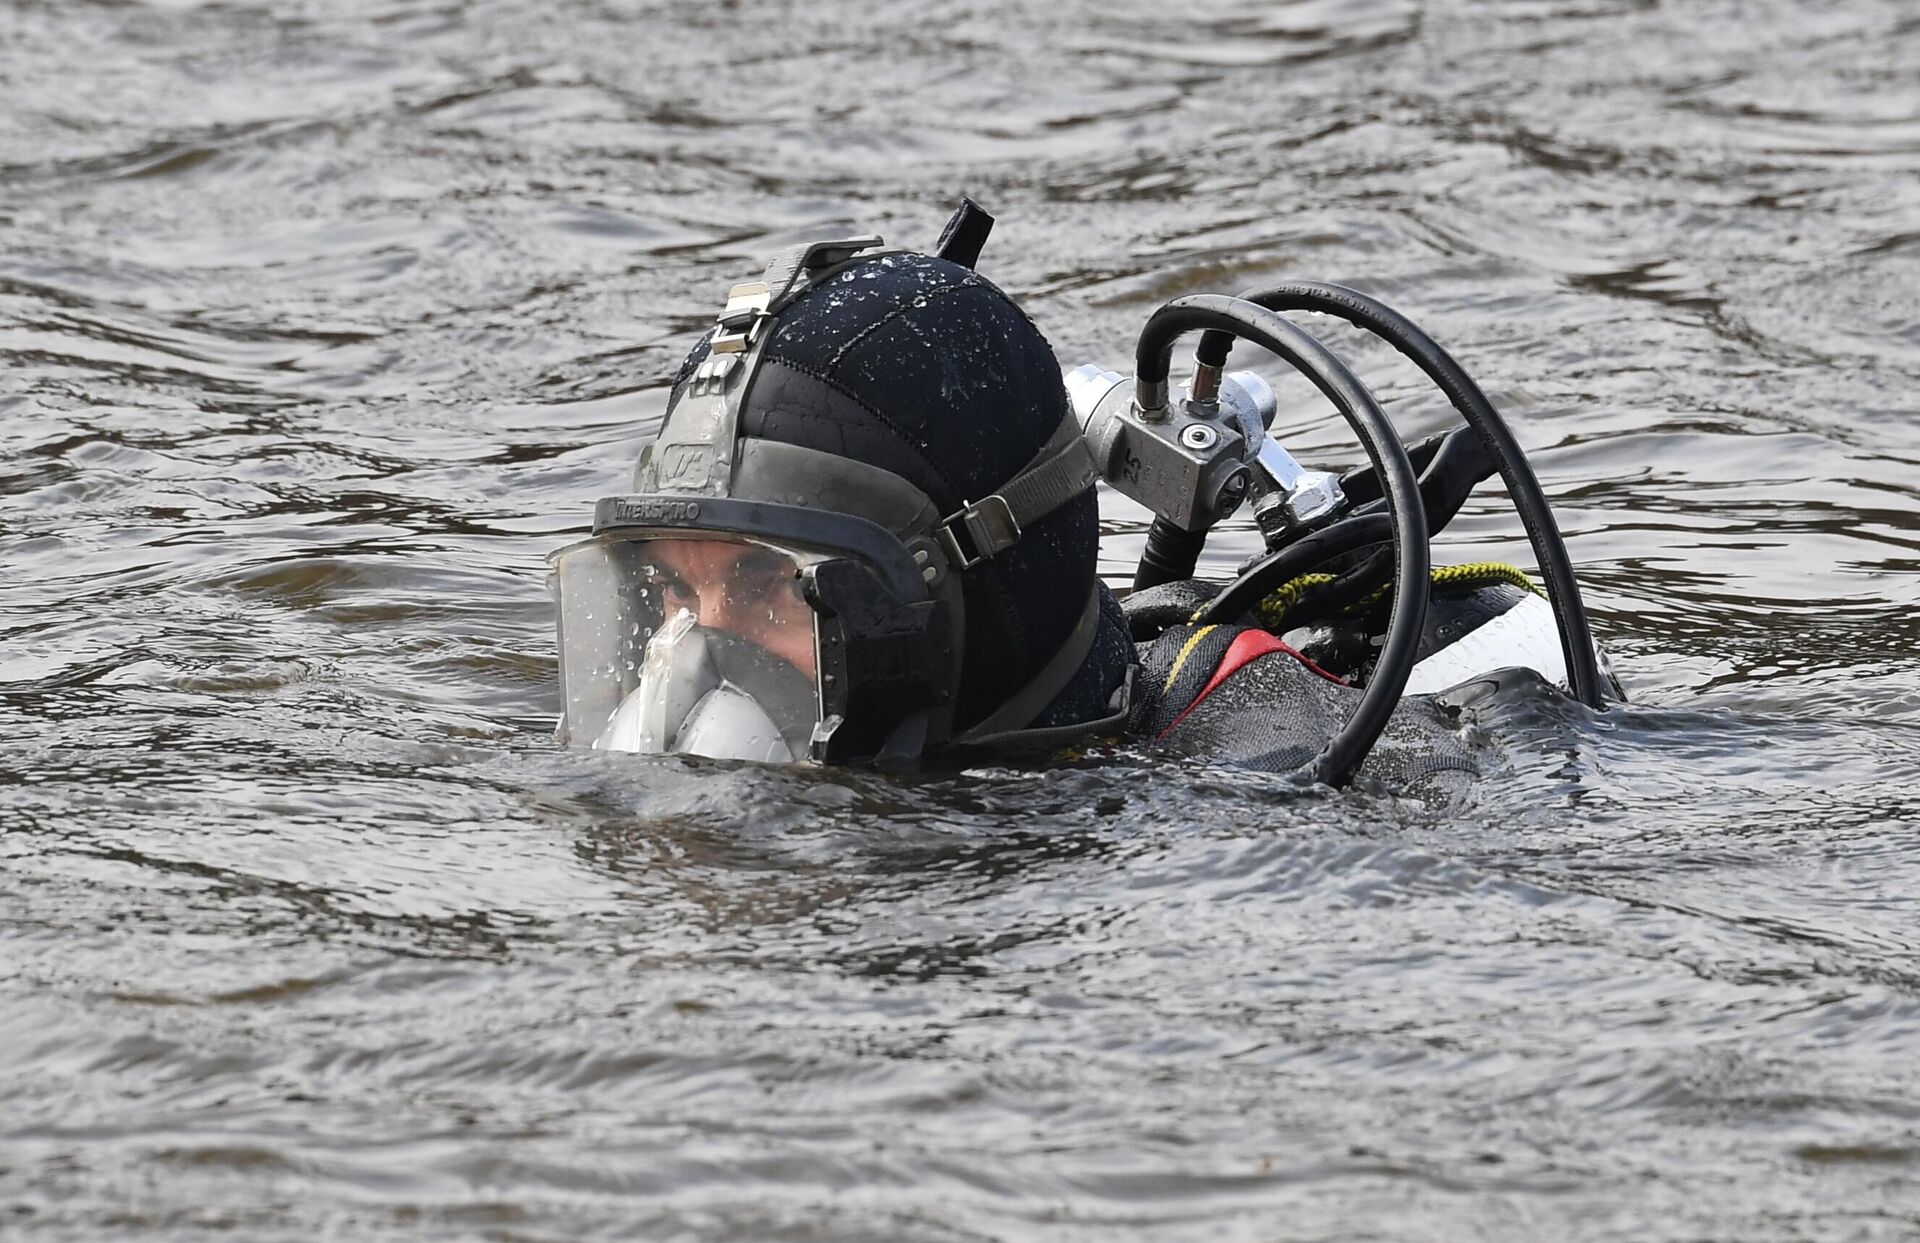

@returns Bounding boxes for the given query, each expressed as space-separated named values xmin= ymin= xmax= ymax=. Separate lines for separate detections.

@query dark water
xmin=5 ymin=0 xmax=1920 ymax=1238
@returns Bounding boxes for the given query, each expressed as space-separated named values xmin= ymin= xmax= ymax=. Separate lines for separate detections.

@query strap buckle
xmin=936 ymin=494 xmax=1021 ymax=570
xmin=689 ymin=282 xmax=772 ymax=395
xmin=710 ymin=281 xmax=772 ymax=353
xmin=688 ymin=240 xmax=882 ymax=397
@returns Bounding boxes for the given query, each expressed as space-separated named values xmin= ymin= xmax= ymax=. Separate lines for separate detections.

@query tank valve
xmin=1066 ymin=363 xmax=1279 ymax=532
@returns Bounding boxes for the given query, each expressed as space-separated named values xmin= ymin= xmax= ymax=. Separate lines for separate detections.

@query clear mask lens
xmin=548 ymin=535 xmax=825 ymax=762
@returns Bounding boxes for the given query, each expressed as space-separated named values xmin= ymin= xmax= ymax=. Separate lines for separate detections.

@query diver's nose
xmin=696 ymin=594 xmax=732 ymax=632
xmin=697 ymin=591 xmax=754 ymax=638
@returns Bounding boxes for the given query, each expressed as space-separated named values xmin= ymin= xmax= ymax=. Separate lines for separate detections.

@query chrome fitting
xmin=1179 ymin=423 xmax=1220 ymax=451
xmin=1286 ymin=469 xmax=1346 ymax=527
xmin=1134 ymin=377 xmax=1170 ymax=422
xmin=1254 ymin=438 xmax=1348 ymax=532
xmin=1069 ymin=361 xmax=1251 ymax=531
xmin=1065 ymin=364 xmax=1128 ymax=431
xmin=1189 ymin=361 xmax=1223 ymax=406
xmin=1223 ymin=369 xmax=1277 ymax=428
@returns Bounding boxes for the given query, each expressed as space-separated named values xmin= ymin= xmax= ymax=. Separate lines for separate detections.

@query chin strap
xmin=953 ymin=585 xmax=1108 ymax=743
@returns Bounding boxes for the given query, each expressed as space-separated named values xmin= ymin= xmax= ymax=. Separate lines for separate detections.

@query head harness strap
xmin=645 ymin=235 xmax=884 ymax=497
xmin=934 ymin=412 xmax=1099 ymax=570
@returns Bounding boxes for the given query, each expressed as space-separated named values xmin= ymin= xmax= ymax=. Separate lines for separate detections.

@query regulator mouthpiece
xmin=591 ymin=611 xmax=811 ymax=764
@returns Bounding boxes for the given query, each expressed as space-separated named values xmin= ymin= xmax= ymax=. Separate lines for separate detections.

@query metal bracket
xmin=689 ymin=280 xmax=773 ymax=396
xmin=936 ymin=494 xmax=1021 ymax=570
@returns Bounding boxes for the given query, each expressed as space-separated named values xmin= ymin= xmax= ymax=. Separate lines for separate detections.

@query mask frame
xmin=552 ymin=496 xmax=958 ymax=764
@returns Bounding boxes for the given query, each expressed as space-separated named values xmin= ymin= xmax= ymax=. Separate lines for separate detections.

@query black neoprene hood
xmin=656 ymin=249 xmax=1105 ymax=733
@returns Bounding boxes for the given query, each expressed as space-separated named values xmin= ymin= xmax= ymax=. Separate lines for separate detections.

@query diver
xmin=548 ymin=201 xmax=1617 ymax=787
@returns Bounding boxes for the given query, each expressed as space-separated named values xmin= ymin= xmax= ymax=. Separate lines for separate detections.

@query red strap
xmin=1156 ymin=629 xmax=1348 ymax=741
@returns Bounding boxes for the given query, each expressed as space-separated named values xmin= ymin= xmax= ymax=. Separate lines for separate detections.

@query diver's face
xmin=643 ymin=539 xmax=817 ymax=678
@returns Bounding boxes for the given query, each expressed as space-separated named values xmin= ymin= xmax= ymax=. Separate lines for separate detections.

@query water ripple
xmin=6 ymin=0 xmax=1920 ymax=1239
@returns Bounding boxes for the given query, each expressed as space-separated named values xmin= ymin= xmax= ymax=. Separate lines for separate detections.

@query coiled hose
xmin=1133 ymin=295 xmax=1428 ymax=788
xmin=1193 ymin=282 xmax=1605 ymax=709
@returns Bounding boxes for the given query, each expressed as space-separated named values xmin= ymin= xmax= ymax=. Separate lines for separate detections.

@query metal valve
xmin=1249 ymin=439 xmax=1347 ymax=540
xmin=1066 ymin=363 xmax=1277 ymax=532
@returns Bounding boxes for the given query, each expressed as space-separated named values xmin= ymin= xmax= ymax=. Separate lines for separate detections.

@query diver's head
xmin=549 ymin=208 xmax=1129 ymax=764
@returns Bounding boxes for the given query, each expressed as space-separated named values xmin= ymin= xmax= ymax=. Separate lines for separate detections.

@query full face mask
xmin=549 ymin=518 xmax=963 ymax=763
xmin=555 ymin=537 xmax=822 ymax=761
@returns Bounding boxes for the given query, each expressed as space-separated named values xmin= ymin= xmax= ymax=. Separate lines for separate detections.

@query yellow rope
xmin=1431 ymin=561 xmax=1545 ymax=597
xmin=1245 ymin=561 xmax=1544 ymax=631
xmin=1251 ymin=573 xmax=1337 ymax=628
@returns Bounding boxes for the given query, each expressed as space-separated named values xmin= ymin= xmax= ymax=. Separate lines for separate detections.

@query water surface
xmin=5 ymin=0 xmax=1920 ymax=1238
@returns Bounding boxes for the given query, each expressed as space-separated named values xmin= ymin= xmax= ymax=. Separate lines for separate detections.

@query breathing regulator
xmin=1064 ymin=272 xmax=1607 ymax=786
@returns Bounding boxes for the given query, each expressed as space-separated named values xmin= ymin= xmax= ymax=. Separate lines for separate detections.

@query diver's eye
xmin=729 ymin=547 xmax=797 ymax=597
xmin=639 ymin=559 xmax=696 ymax=603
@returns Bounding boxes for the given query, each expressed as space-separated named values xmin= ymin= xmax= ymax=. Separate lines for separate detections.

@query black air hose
xmin=1133 ymin=518 xmax=1209 ymax=593
xmin=1197 ymin=513 xmax=1394 ymax=623
xmin=1280 ymin=428 xmax=1498 ymax=631
xmin=1193 ymin=283 xmax=1605 ymax=709
xmin=1134 ymin=296 xmax=1428 ymax=788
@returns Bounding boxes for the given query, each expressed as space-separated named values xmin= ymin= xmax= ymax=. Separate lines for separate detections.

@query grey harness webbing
xmin=951 ymin=667 xmax=1134 ymax=754
xmin=934 ymin=413 xmax=1100 ymax=570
